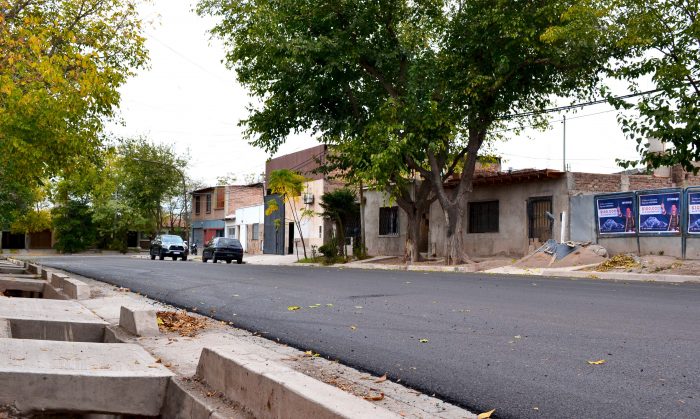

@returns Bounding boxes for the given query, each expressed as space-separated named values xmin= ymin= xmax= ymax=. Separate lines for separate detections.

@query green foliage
xmin=0 ymin=0 xmax=148 ymax=224
xmin=266 ymin=169 xmax=311 ymax=258
xmin=608 ymin=0 xmax=700 ymax=173
xmin=52 ymin=200 xmax=96 ymax=253
xmin=320 ymin=188 xmax=358 ymax=256
xmin=10 ymin=209 xmax=51 ymax=234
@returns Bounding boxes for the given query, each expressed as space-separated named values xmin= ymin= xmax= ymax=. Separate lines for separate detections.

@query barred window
xmin=379 ymin=207 xmax=399 ymax=236
xmin=205 ymin=194 xmax=212 ymax=213
xmin=468 ymin=201 xmax=499 ymax=233
xmin=252 ymin=223 xmax=260 ymax=239
xmin=195 ymin=195 xmax=201 ymax=215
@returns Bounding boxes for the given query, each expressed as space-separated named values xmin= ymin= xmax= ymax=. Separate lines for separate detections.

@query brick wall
xmin=227 ymin=185 xmax=264 ymax=215
xmin=571 ymin=173 xmax=622 ymax=193
xmin=628 ymin=175 xmax=674 ymax=191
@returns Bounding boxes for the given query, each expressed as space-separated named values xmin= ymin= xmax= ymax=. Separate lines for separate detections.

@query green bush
xmin=52 ymin=200 xmax=96 ymax=253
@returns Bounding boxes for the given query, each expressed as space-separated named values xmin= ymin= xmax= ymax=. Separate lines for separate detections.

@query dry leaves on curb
xmin=477 ymin=408 xmax=495 ymax=419
xmin=156 ymin=311 xmax=208 ymax=337
xmin=587 ymin=359 xmax=606 ymax=365
xmin=364 ymin=392 xmax=385 ymax=401
xmin=374 ymin=374 xmax=387 ymax=383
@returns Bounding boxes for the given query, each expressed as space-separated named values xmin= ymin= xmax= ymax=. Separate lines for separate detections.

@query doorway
xmin=528 ymin=197 xmax=553 ymax=243
xmin=287 ymin=222 xmax=295 ymax=254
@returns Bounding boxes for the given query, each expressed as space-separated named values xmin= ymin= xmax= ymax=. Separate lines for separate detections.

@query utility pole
xmin=562 ymin=115 xmax=567 ymax=172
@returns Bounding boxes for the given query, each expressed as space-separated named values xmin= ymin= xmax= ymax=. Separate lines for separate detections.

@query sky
xmin=109 ymin=0 xmax=645 ymax=186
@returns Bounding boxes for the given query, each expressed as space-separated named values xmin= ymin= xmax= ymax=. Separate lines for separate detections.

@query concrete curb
xmin=545 ymin=269 xmax=700 ymax=283
xmin=197 ymin=347 xmax=401 ymax=419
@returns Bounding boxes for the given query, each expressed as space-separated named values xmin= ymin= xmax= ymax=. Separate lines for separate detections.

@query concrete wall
xmin=364 ymin=191 xmax=407 ymax=257
xmin=282 ymin=178 xmax=336 ymax=252
xmin=235 ymin=205 xmax=264 ymax=254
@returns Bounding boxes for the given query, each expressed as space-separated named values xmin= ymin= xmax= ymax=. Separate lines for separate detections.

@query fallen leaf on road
xmin=354 ymin=306 xmax=363 ymax=309
xmin=326 ymin=303 xmax=334 ymax=307
xmin=308 ymin=304 xmax=321 ymax=308
xmin=156 ymin=317 xmax=164 ymax=325
xmin=364 ymin=392 xmax=385 ymax=401
xmin=304 ymin=350 xmax=320 ymax=357
xmin=477 ymin=409 xmax=495 ymax=419
xmin=287 ymin=306 xmax=301 ymax=311
xmin=419 ymin=338 xmax=429 ymax=343
xmin=587 ymin=359 xmax=606 ymax=365
xmin=375 ymin=374 xmax=387 ymax=383
xmin=350 ymin=325 xmax=357 ymax=331
xmin=514 ymin=335 xmax=521 ymax=339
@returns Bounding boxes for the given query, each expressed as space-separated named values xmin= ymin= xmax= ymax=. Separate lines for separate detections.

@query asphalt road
xmin=39 ymin=256 xmax=699 ymax=418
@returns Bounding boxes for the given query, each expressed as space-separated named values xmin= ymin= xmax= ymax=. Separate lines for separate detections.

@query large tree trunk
xmin=394 ymin=179 xmax=434 ymax=265
xmin=442 ymin=198 xmax=470 ymax=265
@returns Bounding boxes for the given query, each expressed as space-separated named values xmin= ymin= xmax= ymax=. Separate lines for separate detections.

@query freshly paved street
xmin=39 ymin=256 xmax=699 ymax=418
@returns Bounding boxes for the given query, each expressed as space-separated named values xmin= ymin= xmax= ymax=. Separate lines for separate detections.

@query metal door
xmin=528 ymin=197 xmax=553 ymax=242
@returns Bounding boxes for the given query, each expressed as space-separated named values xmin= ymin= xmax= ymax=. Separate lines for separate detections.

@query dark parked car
xmin=150 ymin=234 xmax=188 ymax=261
xmin=202 ymin=237 xmax=243 ymax=264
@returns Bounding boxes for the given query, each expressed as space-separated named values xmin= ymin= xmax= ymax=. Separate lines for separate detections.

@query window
xmin=228 ymin=227 xmax=236 ymax=238
xmin=468 ymin=201 xmax=499 ymax=233
xmin=205 ymin=194 xmax=212 ymax=213
xmin=195 ymin=195 xmax=201 ymax=215
xmin=319 ymin=226 xmax=322 ymax=238
xmin=216 ymin=187 xmax=225 ymax=209
xmin=379 ymin=207 xmax=399 ymax=236
xmin=252 ymin=223 xmax=259 ymax=239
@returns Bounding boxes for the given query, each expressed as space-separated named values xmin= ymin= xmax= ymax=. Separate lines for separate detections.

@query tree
xmin=52 ymin=199 xmax=96 ymax=253
xmin=609 ymin=0 xmax=700 ymax=173
xmin=200 ymin=0 xmax=613 ymax=264
xmin=265 ymin=169 xmax=314 ymax=259
xmin=116 ymin=137 xmax=188 ymax=236
xmin=0 ymin=0 xmax=148 ymax=225
xmin=319 ymin=188 xmax=358 ymax=257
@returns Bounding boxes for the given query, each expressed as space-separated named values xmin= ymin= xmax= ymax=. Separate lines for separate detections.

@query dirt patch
xmin=594 ymin=254 xmax=640 ymax=272
xmin=157 ymin=311 xmax=209 ymax=337
xmin=514 ymin=246 xmax=606 ymax=269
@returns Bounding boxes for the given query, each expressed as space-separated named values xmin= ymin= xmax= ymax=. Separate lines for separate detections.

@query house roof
xmin=444 ymin=169 xmax=565 ymax=188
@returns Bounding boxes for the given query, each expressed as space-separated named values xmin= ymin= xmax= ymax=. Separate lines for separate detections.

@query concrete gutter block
xmin=49 ymin=272 xmax=67 ymax=287
xmin=0 ymin=338 xmax=173 ymax=416
xmin=0 ymin=319 xmax=10 ymax=338
xmin=196 ymin=347 xmax=400 ymax=419
xmin=27 ymin=264 xmax=41 ymax=276
xmin=61 ymin=277 xmax=91 ymax=300
xmin=119 ymin=306 xmax=160 ymax=337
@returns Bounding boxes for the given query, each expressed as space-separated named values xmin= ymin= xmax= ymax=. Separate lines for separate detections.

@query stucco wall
xmin=426 ymin=177 xmax=570 ymax=258
xmin=363 ymin=191 xmax=407 ymax=257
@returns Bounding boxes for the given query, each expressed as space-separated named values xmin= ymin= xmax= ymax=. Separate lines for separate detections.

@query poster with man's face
xmin=688 ymin=192 xmax=700 ymax=234
xmin=597 ymin=196 xmax=636 ymax=235
xmin=638 ymin=192 xmax=682 ymax=233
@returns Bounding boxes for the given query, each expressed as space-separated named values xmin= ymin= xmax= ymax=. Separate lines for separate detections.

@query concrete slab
xmin=0 ymin=266 xmax=26 ymax=275
xmin=81 ymin=296 xmax=164 ymax=323
xmin=0 ymin=297 xmax=107 ymax=342
xmin=197 ymin=347 xmax=401 ymax=419
xmin=0 ymin=277 xmax=46 ymax=293
xmin=0 ymin=338 xmax=173 ymax=416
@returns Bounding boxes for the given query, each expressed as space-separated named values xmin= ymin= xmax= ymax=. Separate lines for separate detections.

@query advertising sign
xmin=688 ymin=191 xmax=700 ymax=235
xmin=597 ymin=195 xmax=636 ymax=235
xmin=638 ymin=191 xmax=682 ymax=233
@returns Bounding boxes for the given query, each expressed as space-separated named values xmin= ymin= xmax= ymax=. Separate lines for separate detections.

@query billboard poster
xmin=638 ymin=192 xmax=682 ymax=233
xmin=597 ymin=196 xmax=636 ymax=235
xmin=688 ymin=191 xmax=700 ymax=235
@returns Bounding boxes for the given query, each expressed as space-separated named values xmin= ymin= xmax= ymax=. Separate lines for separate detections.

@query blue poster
xmin=597 ymin=196 xmax=636 ymax=235
xmin=638 ymin=192 xmax=682 ymax=233
xmin=688 ymin=192 xmax=700 ymax=234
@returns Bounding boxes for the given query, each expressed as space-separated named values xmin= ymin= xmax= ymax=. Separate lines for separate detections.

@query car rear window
xmin=218 ymin=238 xmax=241 ymax=247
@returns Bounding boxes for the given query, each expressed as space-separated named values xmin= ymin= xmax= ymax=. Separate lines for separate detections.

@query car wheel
xmin=212 ymin=255 xmax=218 ymax=263
xmin=172 ymin=256 xmax=177 ymax=261
xmin=237 ymin=258 xmax=243 ymax=264
xmin=202 ymin=257 xmax=207 ymax=263
xmin=182 ymin=255 xmax=187 ymax=261
xmin=159 ymin=254 xmax=165 ymax=260
xmin=226 ymin=259 xmax=232 ymax=264
xmin=150 ymin=253 xmax=155 ymax=260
